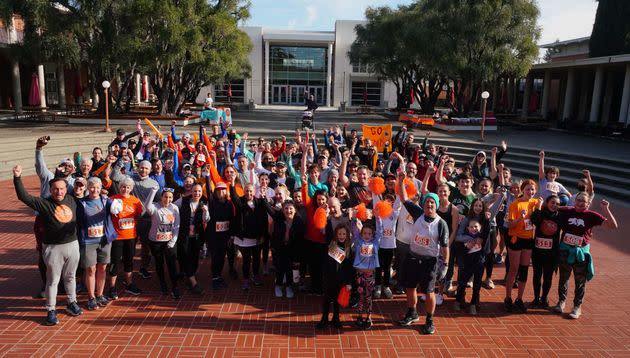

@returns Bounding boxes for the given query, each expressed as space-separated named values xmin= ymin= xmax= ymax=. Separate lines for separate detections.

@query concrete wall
xmin=242 ymin=26 xmax=263 ymax=104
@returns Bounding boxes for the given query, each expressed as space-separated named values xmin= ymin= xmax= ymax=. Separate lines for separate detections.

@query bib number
xmin=535 ymin=237 xmax=553 ymax=250
xmin=562 ymin=233 xmax=583 ymax=247
xmin=119 ymin=218 xmax=135 ymax=230
xmin=524 ymin=219 xmax=533 ymax=231
xmin=466 ymin=238 xmax=482 ymax=253
xmin=87 ymin=225 xmax=104 ymax=238
xmin=216 ymin=221 xmax=229 ymax=232
xmin=383 ymin=227 xmax=394 ymax=237
xmin=546 ymin=182 xmax=559 ymax=193
xmin=156 ymin=231 xmax=173 ymax=242
xmin=360 ymin=243 xmax=374 ymax=257
xmin=328 ymin=246 xmax=346 ymax=264
xmin=414 ymin=235 xmax=430 ymax=247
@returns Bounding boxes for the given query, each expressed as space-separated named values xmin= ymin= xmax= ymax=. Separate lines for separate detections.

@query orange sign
xmin=362 ymin=124 xmax=392 ymax=151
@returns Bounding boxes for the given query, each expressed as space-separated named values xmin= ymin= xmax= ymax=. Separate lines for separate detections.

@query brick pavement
xmin=0 ymin=176 xmax=629 ymax=357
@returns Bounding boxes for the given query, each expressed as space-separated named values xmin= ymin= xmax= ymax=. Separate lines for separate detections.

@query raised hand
xmin=36 ymin=136 xmax=49 ymax=149
xmin=12 ymin=165 xmax=22 ymax=177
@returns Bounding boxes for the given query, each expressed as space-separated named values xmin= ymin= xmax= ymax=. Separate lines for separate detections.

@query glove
xmin=438 ymin=265 xmax=448 ymax=281
xmin=110 ymin=199 xmax=123 ymax=215
xmin=167 ymin=239 xmax=176 ymax=249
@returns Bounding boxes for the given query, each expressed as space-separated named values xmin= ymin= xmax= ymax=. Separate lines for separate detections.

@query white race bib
xmin=87 ymin=225 xmax=104 ymax=238
xmin=524 ymin=219 xmax=533 ymax=231
xmin=216 ymin=221 xmax=229 ymax=232
xmin=414 ymin=234 xmax=430 ymax=247
xmin=467 ymin=238 xmax=482 ymax=253
xmin=562 ymin=233 xmax=583 ymax=247
xmin=360 ymin=243 xmax=374 ymax=257
xmin=156 ymin=231 xmax=173 ymax=242
xmin=328 ymin=246 xmax=346 ymax=264
xmin=383 ymin=227 xmax=394 ymax=237
xmin=535 ymin=237 xmax=553 ymax=250
xmin=119 ymin=218 xmax=135 ymax=230
xmin=546 ymin=182 xmax=560 ymax=193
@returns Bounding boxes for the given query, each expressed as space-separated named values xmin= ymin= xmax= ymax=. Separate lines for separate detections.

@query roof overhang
xmin=532 ymin=53 xmax=630 ymax=70
xmin=263 ymin=30 xmax=335 ymax=44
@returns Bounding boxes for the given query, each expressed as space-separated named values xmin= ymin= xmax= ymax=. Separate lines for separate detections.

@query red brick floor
xmin=1 ymin=176 xmax=630 ymax=357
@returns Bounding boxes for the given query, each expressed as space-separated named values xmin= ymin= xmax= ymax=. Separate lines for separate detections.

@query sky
xmin=244 ymin=0 xmax=599 ymax=45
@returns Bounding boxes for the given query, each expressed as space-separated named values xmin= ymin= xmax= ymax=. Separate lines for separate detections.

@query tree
xmin=589 ymin=0 xmax=630 ymax=57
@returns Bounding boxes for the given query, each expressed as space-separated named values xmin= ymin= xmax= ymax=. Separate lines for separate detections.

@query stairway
xmin=429 ymin=138 xmax=630 ymax=202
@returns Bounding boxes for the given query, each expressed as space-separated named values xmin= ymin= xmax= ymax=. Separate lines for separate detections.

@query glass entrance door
xmin=290 ymin=86 xmax=307 ymax=105
xmin=271 ymin=85 xmax=288 ymax=104
xmin=308 ymin=86 xmax=325 ymax=105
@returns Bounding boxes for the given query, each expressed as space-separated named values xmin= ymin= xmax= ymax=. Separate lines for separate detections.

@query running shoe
xmin=66 ymin=301 xmax=83 ymax=316
xmin=45 ymin=310 xmax=58 ymax=326
xmin=482 ymin=278 xmax=495 ymax=290
xmin=252 ymin=275 xmax=263 ymax=287
xmin=530 ymin=298 xmax=541 ymax=309
xmin=362 ymin=318 xmax=373 ymax=330
xmin=469 ymin=304 xmax=478 ymax=315
xmin=373 ymin=285 xmax=382 ymax=299
xmin=96 ymin=295 xmax=110 ymax=307
xmin=553 ymin=300 xmax=566 ymax=314
xmin=568 ymin=306 xmax=581 ymax=319
xmin=316 ymin=318 xmax=329 ymax=329
xmin=331 ymin=316 xmax=342 ymax=328
xmin=108 ymin=287 xmax=119 ymax=301
xmin=241 ymin=279 xmax=250 ymax=291
xmin=139 ymin=268 xmax=152 ymax=279
xmin=383 ymin=286 xmax=393 ymax=299
xmin=274 ymin=285 xmax=283 ymax=297
xmin=398 ymin=310 xmax=420 ymax=326
xmin=540 ymin=297 xmax=549 ymax=309
xmin=171 ymin=288 xmax=181 ymax=300
xmin=436 ymin=293 xmax=444 ymax=306
xmin=86 ymin=297 xmax=98 ymax=311
xmin=125 ymin=283 xmax=142 ymax=296
xmin=504 ymin=297 xmax=513 ymax=312
xmin=453 ymin=301 xmax=462 ymax=311
xmin=189 ymin=285 xmax=204 ymax=295
xmin=514 ymin=298 xmax=527 ymax=313
xmin=421 ymin=322 xmax=436 ymax=335
xmin=286 ymin=286 xmax=295 ymax=299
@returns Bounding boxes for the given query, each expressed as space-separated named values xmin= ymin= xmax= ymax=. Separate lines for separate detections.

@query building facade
xmin=197 ymin=20 xmax=397 ymax=108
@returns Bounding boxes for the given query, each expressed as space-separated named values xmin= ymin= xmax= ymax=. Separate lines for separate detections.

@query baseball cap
xmin=276 ymin=161 xmax=287 ymax=168
xmin=182 ymin=163 xmax=192 ymax=170
xmin=476 ymin=150 xmax=486 ymax=157
xmin=119 ymin=142 xmax=128 ymax=149
xmin=116 ymin=128 xmax=125 ymax=136
xmin=59 ymin=158 xmax=75 ymax=167
xmin=215 ymin=182 xmax=227 ymax=190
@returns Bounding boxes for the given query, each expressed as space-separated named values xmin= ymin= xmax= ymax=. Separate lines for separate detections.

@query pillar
xmin=491 ymin=78 xmax=498 ymax=112
xmin=589 ymin=66 xmax=604 ymax=123
xmin=11 ymin=60 xmax=23 ymax=113
xmin=540 ymin=69 xmax=552 ymax=118
xmin=326 ymin=43 xmax=333 ymax=107
xmin=57 ymin=65 xmax=66 ymax=109
xmin=562 ymin=69 xmax=576 ymax=121
xmin=143 ymin=75 xmax=149 ymax=100
xmin=136 ymin=73 xmax=142 ymax=104
xmin=600 ymin=71 xmax=615 ymax=125
xmin=511 ymin=77 xmax=519 ymax=113
xmin=506 ymin=77 xmax=513 ymax=113
xmin=264 ymin=40 xmax=270 ymax=105
xmin=619 ymin=64 xmax=630 ymax=125
xmin=37 ymin=64 xmax=47 ymax=109
xmin=521 ymin=75 xmax=532 ymax=119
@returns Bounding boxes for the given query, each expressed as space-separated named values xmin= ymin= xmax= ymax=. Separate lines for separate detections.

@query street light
xmin=102 ymin=80 xmax=111 ymax=132
xmin=480 ymin=91 xmax=490 ymax=142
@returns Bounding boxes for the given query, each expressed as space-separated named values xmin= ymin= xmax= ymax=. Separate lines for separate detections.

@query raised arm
xmin=13 ymin=165 xmax=47 ymax=212
xmin=583 ymin=169 xmax=594 ymax=195
xmin=420 ymin=164 xmax=434 ymax=196
xmin=144 ymin=187 xmax=158 ymax=215
xmin=435 ymin=156 xmax=447 ymax=184
xmin=538 ymin=150 xmax=545 ymax=181
xmin=490 ymin=147 xmax=498 ymax=180
xmin=600 ymin=200 xmax=618 ymax=229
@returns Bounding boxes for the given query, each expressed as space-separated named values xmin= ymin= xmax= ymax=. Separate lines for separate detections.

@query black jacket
xmin=230 ymin=185 xmax=268 ymax=239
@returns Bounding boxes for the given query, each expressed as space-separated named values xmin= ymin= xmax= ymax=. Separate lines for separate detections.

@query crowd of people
xmin=12 ymin=117 xmax=618 ymax=332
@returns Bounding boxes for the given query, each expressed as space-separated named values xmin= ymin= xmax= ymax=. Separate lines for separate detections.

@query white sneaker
xmin=553 ymin=300 xmax=566 ymax=314
xmin=568 ymin=306 xmax=581 ymax=319
xmin=436 ymin=293 xmax=444 ymax=306
xmin=286 ymin=286 xmax=294 ymax=299
xmin=482 ymin=278 xmax=495 ymax=290
xmin=373 ymin=285 xmax=382 ymax=299
xmin=383 ymin=286 xmax=393 ymax=299
xmin=274 ymin=285 xmax=283 ymax=297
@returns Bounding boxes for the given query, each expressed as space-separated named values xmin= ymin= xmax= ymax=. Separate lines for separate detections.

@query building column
xmin=521 ymin=75 xmax=532 ymax=119
xmin=135 ymin=73 xmax=141 ymax=103
xmin=562 ymin=69 xmax=576 ymax=121
xmin=11 ymin=60 xmax=23 ymax=113
xmin=491 ymin=78 xmax=498 ymax=112
xmin=57 ymin=65 xmax=66 ymax=109
xmin=601 ymin=71 xmax=615 ymax=125
xmin=618 ymin=64 xmax=630 ymax=125
xmin=506 ymin=77 xmax=513 ymax=113
xmin=511 ymin=77 xmax=519 ymax=113
xmin=589 ymin=66 xmax=604 ymax=123
xmin=37 ymin=64 xmax=47 ymax=109
xmin=540 ymin=69 xmax=552 ymax=118
xmin=326 ymin=43 xmax=333 ymax=107
xmin=264 ymin=41 xmax=270 ymax=105
xmin=143 ymin=75 xmax=150 ymax=100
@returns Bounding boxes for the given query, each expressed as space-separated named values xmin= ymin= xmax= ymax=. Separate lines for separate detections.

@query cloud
xmin=305 ymin=5 xmax=318 ymax=26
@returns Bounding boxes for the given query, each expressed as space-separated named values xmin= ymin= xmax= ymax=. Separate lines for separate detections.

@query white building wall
xmin=242 ymin=26 xmax=263 ymax=104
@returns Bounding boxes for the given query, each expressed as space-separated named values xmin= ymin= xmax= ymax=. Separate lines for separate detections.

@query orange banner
xmin=362 ymin=124 xmax=392 ymax=151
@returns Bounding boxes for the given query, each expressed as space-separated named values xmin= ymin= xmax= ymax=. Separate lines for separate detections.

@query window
xmin=352 ymin=62 xmax=371 ymax=74
xmin=351 ymin=81 xmax=381 ymax=106
xmin=215 ymin=79 xmax=245 ymax=103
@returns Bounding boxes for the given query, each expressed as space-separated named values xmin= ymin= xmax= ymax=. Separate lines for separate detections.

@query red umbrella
xmin=28 ymin=73 xmax=41 ymax=106
xmin=142 ymin=79 xmax=148 ymax=101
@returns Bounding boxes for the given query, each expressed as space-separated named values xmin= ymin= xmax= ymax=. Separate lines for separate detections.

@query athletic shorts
xmin=80 ymin=242 xmax=112 ymax=268
xmin=403 ymin=254 xmax=438 ymax=294
xmin=507 ymin=237 xmax=535 ymax=251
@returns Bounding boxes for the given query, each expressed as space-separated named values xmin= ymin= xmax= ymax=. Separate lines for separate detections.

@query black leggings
xmin=148 ymin=241 xmax=178 ymax=288
xmin=110 ymin=239 xmax=136 ymax=275
xmin=239 ymin=245 xmax=261 ymax=279
xmin=532 ymin=249 xmax=555 ymax=300
xmin=306 ymin=240 xmax=327 ymax=292
xmin=321 ymin=291 xmax=340 ymax=320
xmin=484 ymin=227 xmax=497 ymax=279
xmin=456 ymin=252 xmax=485 ymax=305
xmin=375 ymin=248 xmax=394 ymax=286
xmin=209 ymin=238 xmax=228 ymax=279
xmin=178 ymin=235 xmax=203 ymax=278
xmin=275 ymin=251 xmax=293 ymax=286
xmin=260 ymin=233 xmax=270 ymax=266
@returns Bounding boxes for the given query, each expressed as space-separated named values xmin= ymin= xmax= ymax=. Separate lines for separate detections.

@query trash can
xmin=340 ymin=101 xmax=346 ymax=112
xmin=248 ymin=99 xmax=255 ymax=110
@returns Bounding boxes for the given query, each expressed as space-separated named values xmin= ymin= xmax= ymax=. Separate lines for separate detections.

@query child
xmin=538 ymin=151 xmax=571 ymax=200
xmin=454 ymin=218 xmax=486 ymax=314
xmin=317 ymin=225 xmax=355 ymax=329
xmin=529 ymin=195 xmax=561 ymax=308
xmin=351 ymin=220 xmax=379 ymax=330
xmin=373 ymin=193 xmax=401 ymax=299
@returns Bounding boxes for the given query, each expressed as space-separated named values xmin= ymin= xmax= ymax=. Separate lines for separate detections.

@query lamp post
xmin=480 ymin=91 xmax=490 ymax=142
xmin=102 ymin=80 xmax=111 ymax=132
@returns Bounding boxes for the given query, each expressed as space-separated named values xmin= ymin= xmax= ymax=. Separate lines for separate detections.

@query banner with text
xmin=362 ymin=124 xmax=392 ymax=151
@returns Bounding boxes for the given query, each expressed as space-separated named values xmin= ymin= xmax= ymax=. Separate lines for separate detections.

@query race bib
xmin=524 ymin=219 xmax=533 ymax=231
xmin=467 ymin=238 xmax=482 ymax=253
xmin=328 ymin=245 xmax=346 ymax=264
xmin=563 ymin=233 xmax=583 ymax=247
xmin=119 ymin=218 xmax=135 ymax=230
xmin=360 ymin=243 xmax=374 ymax=257
xmin=156 ymin=231 xmax=173 ymax=242
xmin=383 ymin=227 xmax=394 ymax=237
xmin=535 ymin=237 xmax=553 ymax=250
xmin=406 ymin=215 xmax=414 ymax=225
xmin=87 ymin=225 xmax=104 ymax=238
xmin=216 ymin=221 xmax=229 ymax=232
xmin=546 ymin=182 xmax=560 ymax=194
xmin=414 ymin=234 xmax=430 ymax=247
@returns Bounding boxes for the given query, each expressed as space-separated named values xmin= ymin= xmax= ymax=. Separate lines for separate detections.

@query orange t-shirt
xmin=111 ymin=194 xmax=143 ymax=240
xmin=508 ymin=197 xmax=540 ymax=240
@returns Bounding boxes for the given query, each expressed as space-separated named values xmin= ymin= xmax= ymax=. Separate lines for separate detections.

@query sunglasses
xmin=75 ymin=182 xmax=85 ymax=187
xmin=163 ymin=187 xmax=175 ymax=193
